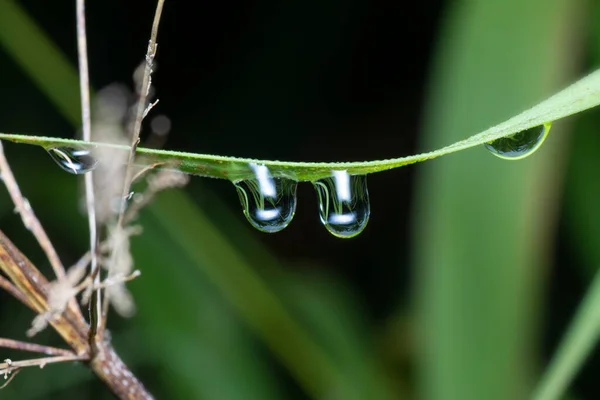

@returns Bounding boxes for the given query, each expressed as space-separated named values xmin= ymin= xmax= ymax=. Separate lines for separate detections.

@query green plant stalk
xmin=532 ymin=270 xmax=600 ymax=400
xmin=1 ymin=60 xmax=600 ymax=181
xmin=1 ymin=2 xmax=600 ymax=182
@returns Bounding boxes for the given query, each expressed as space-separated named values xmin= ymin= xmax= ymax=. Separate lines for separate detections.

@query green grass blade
xmin=0 ymin=0 xmax=81 ymax=126
xmin=532 ymin=270 xmax=600 ymax=400
xmin=533 ymin=13 xmax=600 ymax=399
xmin=0 ymin=66 xmax=600 ymax=180
xmin=1 ymin=0 xmax=600 ymax=181
xmin=412 ymin=0 xmax=584 ymax=399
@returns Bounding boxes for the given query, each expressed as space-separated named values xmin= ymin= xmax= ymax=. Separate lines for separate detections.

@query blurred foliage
xmin=0 ymin=1 xmax=599 ymax=400
xmin=413 ymin=0 xmax=586 ymax=399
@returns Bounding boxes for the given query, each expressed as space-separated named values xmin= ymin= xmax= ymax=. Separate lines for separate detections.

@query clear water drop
xmin=47 ymin=146 xmax=98 ymax=174
xmin=234 ymin=164 xmax=297 ymax=233
xmin=313 ymin=171 xmax=370 ymax=238
xmin=484 ymin=123 xmax=552 ymax=160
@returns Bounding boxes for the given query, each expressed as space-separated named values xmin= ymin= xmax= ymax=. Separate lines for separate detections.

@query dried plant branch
xmin=116 ymin=0 xmax=165 ymax=229
xmin=131 ymin=162 xmax=164 ymax=184
xmin=95 ymin=270 xmax=141 ymax=290
xmin=101 ymin=0 xmax=166 ymax=332
xmin=76 ymin=0 xmax=92 ymax=144
xmin=0 ymin=367 xmax=20 ymax=389
xmin=76 ymin=0 xmax=101 ymax=348
xmin=90 ymin=346 xmax=154 ymax=399
xmin=0 ymin=230 xmax=88 ymax=353
xmin=124 ymin=170 xmax=189 ymax=224
xmin=0 ymin=229 xmax=152 ymax=398
xmin=0 ymin=141 xmax=85 ymax=323
xmin=0 ymin=354 xmax=87 ymax=374
xmin=0 ymin=274 xmax=33 ymax=309
xmin=0 ymin=338 xmax=74 ymax=357
xmin=0 ymin=141 xmax=66 ymax=281
xmin=0 ymin=1 xmax=164 ymax=397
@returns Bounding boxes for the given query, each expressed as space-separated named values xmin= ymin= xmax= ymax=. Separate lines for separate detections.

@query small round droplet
xmin=313 ymin=171 xmax=370 ymax=238
xmin=234 ymin=164 xmax=297 ymax=233
xmin=47 ymin=146 xmax=98 ymax=174
xmin=484 ymin=123 xmax=552 ymax=160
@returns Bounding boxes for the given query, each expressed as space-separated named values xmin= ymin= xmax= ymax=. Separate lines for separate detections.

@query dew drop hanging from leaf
xmin=313 ymin=171 xmax=370 ymax=238
xmin=47 ymin=146 xmax=98 ymax=174
xmin=484 ymin=122 xmax=552 ymax=160
xmin=234 ymin=164 xmax=298 ymax=233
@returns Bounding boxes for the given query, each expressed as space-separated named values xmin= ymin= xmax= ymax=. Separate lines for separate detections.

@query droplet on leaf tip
xmin=484 ymin=122 xmax=552 ymax=160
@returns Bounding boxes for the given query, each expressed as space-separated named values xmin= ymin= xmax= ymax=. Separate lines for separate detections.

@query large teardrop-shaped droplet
xmin=313 ymin=171 xmax=370 ymax=238
xmin=47 ymin=146 xmax=98 ymax=174
xmin=234 ymin=164 xmax=297 ymax=233
xmin=484 ymin=123 xmax=551 ymax=160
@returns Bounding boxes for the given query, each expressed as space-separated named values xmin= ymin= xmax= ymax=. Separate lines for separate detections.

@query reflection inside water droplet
xmin=234 ymin=164 xmax=297 ymax=233
xmin=47 ymin=146 xmax=98 ymax=174
xmin=313 ymin=171 xmax=370 ymax=238
xmin=484 ymin=123 xmax=551 ymax=160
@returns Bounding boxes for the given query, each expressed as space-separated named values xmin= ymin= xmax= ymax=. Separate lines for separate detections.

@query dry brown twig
xmin=99 ymin=0 xmax=165 ymax=333
xmin=0 ymin=338 xmax=74 ymax=357
xmin=1 ymin=355 xmax=88 ymax=378
xmin=0 ymin=0 xmax=170 ymax=398
xmin=118 ymin=0 xmax=166 ymax=227
xmin=76 ymin=0 xmax=102 ymax=350
xmin=0 ymin=142 xmax=67 ymax=282
xmin=0 ymin=274 xmax=33 ymax=309
xmin=0 ymin=367 xmax=20 ymax=389
xmin=0 ymin=142 xmax=86 ymax=328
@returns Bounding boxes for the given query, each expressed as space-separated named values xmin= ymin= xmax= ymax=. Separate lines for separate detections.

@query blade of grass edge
xmin=532 ymin=270 xmax=600 ymax=400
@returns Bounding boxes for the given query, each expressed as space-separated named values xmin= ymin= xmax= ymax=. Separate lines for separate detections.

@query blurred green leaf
xmin=564 ymin=115 xmax=600 ymax=273
xmin=130 ymin=210 xmax=285 ymax=400
xmin=0 ymin=0 xmax=81 ymax=126
xmin=412 ymin=1 xmax=585 ymax=400
xmin=533 ymin=5 xmax=600 ymax=399
xmin=532 ymin=269 xmax=600 ymax=400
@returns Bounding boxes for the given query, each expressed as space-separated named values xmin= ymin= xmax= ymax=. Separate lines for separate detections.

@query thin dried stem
xmin=76 ymin=0 xmax=92 ymax=144
xmin=0 ymin=274 xmax=33 ymax=309
xmin=0 ymin=230 xmax=151 ymax=398
xmin=0 ymin=142 xmax=85 ymax=323
xmin=0 ymin=368 xmax=20 ymax=389
xmin=0 ymin=142 xmax=66 ymax=281
xmin=124 ymin=170 xmax=188 ymax=225
xmin=103 ymin=0 xmax=165 ymax=332
xmin=0 ymin=354 xmax=87 ymax=373
xmin=95 ymin=270 xmax=141 ymax=290
xmin=76 ymin=0 xmax=101 ymax=346
xmin=116 ymin=0 xmax=165 ymax=229
xmin=0 ymin=338 xmax=74 ymax=357
xmin=131 ymin=162 xmax=164 ymax=184
xmin=0 ymin=230 xmax=89 ymax=354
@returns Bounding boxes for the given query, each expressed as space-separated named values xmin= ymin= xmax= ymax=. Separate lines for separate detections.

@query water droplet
xmin=313 ymin=171 xmax=370 ymax=238
xmin=484 ymin=123 xmax=552 ymax=160
xmin=47 ymin=146 xmax=98 ymax=174
xmin=234 ymin=164 xmax=297 ymax=233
